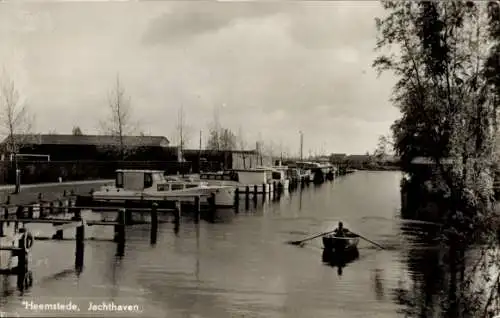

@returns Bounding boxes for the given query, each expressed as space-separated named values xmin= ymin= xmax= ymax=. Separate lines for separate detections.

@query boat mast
xmin=299 ymin=131 xmax=303 ymax=161
xmin=199 ymin=130 xmax=202 ymax=172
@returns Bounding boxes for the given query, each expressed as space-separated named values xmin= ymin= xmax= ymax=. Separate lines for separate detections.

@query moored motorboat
xmin=92 ymin=169 xmax=235 ymax=208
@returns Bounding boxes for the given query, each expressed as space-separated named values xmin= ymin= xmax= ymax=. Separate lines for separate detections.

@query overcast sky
xmin=0 ymin=1 xmax=399 ymax=156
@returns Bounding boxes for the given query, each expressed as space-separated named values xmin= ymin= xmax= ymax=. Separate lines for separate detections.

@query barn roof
xmin=1 ymin=134 xmax=170 ymax=148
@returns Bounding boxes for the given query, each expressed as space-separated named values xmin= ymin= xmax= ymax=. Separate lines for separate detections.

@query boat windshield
xmin=152 ymin=172 xmax=165 ymax=183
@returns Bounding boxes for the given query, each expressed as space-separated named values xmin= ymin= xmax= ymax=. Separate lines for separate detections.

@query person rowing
xmin=329 ymin=222 xmax=358 ymax=252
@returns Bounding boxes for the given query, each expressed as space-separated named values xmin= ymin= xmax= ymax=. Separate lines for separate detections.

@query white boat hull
xmin=92 ymin=186 xmax=235 ymax=208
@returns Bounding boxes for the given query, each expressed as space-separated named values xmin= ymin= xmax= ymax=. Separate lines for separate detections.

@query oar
xmin=351 ymin=232 xmax=385 ymax=250
xmin=287 ymin=230 xmax=336 ymax=246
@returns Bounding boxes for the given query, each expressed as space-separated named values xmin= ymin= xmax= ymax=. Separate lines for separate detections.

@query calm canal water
xmin=0 ymin=171 xmax=447 ymax=317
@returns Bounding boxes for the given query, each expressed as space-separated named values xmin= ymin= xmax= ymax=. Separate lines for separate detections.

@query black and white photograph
xmin=0 ymin=0 xmax=499 ymax=317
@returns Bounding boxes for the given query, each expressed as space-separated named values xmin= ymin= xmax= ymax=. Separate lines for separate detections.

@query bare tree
xmin=72 ymin=126 xmax=83 ymax=135
xmin=207 ymin=127 xmax=236 ymax=151
xmin=206 ymin=108 xmax=235 ymax=151
xmin=262 ymin=140 xmax=277 ymax=166
xmin=0 ymin=71 xmax=35 ymax=193
xmin=99 ymin=75 xmax=138 ymax=160
xmin=171 ymin=104 xmax=191 ymax=152
xmin=237 ymin=127 xmax=248 ymax=168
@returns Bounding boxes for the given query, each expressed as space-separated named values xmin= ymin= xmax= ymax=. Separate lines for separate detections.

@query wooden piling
xmin=125 ymin=208 xmax=133 ymax=226
xmin=234 ymin=188 xmax=239 ymax=209
xmin=15 ymin=229 xmax=29 ymax=290
xmin=174 ymin=201 xmax=181 ymax=225
xmin=150 ymin=203 xmax=158 ymax=245
xmin=245 ymin=186 xmax=250 ymax=210
xmin=114 ymin=208 xmax=126 ymax=256
xmin=253 ymin=185 xmax=258 ymax=201
xmin=15 ymin=206 xmax=23 ymax=232
xmin=0 ymin=205 xmax=6 ymax=237
xmin=209 ymin=193 xmax=216 ymax=212
xmin=58 ymin=200 xmax=64 ymax=216
xmin=74 ymin=210 xmax=84 ymax=272
xmin=52 ymin=201 xmax=64 ymax=239
xmin=262 ymin=184 xmax=266 ymax=203
xmin=4 ymin=206 xmax=8 ymax=227
xmin=16 ymin=251 xmax=27 ymax=290
xmin=194 ymin=196 xmax=200 ymax=223
xmin=27 ymin=206 xmax=33 ymax=219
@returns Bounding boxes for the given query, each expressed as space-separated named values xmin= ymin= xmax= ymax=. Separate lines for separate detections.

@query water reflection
xmin=321 ymin=248 xmax=360 ymax=276
xmin=397 ymin=176 xmax=500 ymax=318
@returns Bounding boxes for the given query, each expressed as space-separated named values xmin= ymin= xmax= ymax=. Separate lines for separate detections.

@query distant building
xmin=0 ymin=134 xmax=174 ymax=161
xmin=182 ymin=149 xmax=266 ymax=172
xmin=330 ymin=153 xmax=347 ymax=164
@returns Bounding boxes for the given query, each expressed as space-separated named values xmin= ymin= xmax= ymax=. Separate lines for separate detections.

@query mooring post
xmin=124 ymin=201 xmax=133 ymax=225
xmin=194 ymin=196 xmax=200 ymax=223
xmin=4 ymin=206 xmax=9 ymax=227
xmin=15 ymin=206 xmax=23 ymax=233
xmin=27 ymin=205 xmax=33 ymax=219
xmin=15 ymin=228 xmax=29 ymax=290
xmin=150 ymin=203 xmax=158 ymax=245
xmin=52 ymin=202 xmax=64 ymax=239
xmin=58 ymin=200 xmax=64 ymax=216
xmin=209 ymin=193 xmax=216 ymax=212
xmin=174 ymin=201 xmax=181 ymax=225
xmin=74 ymin=209 xmax=84 ymax=272
xmin=0 ymin=208 xmax=3 ymax=237
xmin=253 ymin=185 xmax=258 ymax=202
xmin=244 ymin=186 xmax=250 ymax=210
xmin=234 ymin=188 xmax=239 ymax=209
xmin=262 ymin=184 xmax=266 ymax=203
xmin=115 ymin=208 xmax=126 ymax=256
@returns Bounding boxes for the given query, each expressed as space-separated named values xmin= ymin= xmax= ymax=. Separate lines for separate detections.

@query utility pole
xmin=179 ymin=104 xmax=184 ymax=157
xmin=299 ymin=131 xmax=304 ymax=161
xmin=198 ymin=130 xmax=202 ymax=173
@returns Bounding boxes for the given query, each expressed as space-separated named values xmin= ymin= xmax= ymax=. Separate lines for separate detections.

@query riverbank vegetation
xmin=374 ymin=1 xmax=500 ymax=316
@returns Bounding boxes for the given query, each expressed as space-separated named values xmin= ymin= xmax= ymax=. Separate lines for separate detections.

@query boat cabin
xmin=200 ymin=169 xmax=269 ymax=184
xmin=115 ymin=169 xmax=200 ymax=192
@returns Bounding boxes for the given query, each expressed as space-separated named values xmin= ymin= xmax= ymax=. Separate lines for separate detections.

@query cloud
xmin=285 ymin=1 xmax=384 ymax=50
xmin=142 ymin=2 xmax=290 ymax=45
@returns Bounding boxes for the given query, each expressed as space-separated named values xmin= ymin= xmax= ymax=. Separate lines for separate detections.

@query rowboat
xmin=322 ymin=235 xmax=360 ymax=266
xmin=322 ymin=235 xmax=360 ymax=253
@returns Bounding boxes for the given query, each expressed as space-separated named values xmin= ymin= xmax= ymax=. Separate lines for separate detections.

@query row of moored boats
xmin=92 ymin=162 xmax=342 ymax=208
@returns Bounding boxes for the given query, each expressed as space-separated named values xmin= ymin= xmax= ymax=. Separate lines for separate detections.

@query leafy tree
xmin=374 ymin=1 xmax=500 ymax=316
